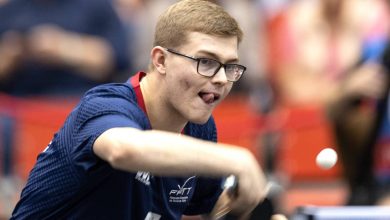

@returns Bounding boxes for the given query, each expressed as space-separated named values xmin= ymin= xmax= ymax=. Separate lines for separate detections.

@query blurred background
xmin=1 ymin=0 xmax=390 ymax=219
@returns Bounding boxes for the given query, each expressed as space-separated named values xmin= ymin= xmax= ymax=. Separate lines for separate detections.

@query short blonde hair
xmin=153 ymin=0 xmax=243 ymax=49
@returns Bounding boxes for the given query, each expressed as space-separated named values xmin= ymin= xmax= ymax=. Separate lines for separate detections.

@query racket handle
xmin=223 ymin=175 xmax=238 ymax=196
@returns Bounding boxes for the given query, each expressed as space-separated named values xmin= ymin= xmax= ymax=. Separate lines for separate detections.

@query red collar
xmin=129 ymin=72 xmax=147 ymax=115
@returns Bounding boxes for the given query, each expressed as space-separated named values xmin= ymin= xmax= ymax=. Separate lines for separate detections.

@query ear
xmin=150 ymin=46 xmax=166 ymax=74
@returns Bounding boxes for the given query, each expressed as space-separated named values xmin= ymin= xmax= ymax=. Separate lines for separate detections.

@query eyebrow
xmin=195 ymin=50 xmax=240 ymax=63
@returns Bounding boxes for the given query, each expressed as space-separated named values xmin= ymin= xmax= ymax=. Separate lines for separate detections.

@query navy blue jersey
xmin=11 ymin=72 xmax=223 ymax=219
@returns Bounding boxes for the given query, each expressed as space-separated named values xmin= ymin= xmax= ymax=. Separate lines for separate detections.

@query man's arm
xmin=27 ymin=25 xmax=114 ymax=81
xmin=93 ymin=127 xmax=267 ymax=216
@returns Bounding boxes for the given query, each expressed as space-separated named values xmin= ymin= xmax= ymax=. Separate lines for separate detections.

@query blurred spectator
xmin=112 ymin=0 xmax=175 ymax=75
xmin=218 ymin=0 xmax=267 ymax=95
xmin=267 ymin=0 xmax=375 ymax=107
xmin=0 ymin=0 xmax=130 ymax=97
xmin=330 ymin=22 xmax=390 ymax=205
xmin=265 ymin=0 xmax=390 ymax=206
xmin=327 ymin=0 xmax=390 ymax=205
xmin=0 ymin=0 xmax=7 ymax=6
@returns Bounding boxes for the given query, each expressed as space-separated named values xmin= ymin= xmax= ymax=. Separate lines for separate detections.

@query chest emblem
xmin=168 ymin=176 xmax=195 ymax=203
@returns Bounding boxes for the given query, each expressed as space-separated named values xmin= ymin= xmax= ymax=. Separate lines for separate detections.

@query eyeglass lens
xmin=197 ymin=58 xmax=243 ymax=81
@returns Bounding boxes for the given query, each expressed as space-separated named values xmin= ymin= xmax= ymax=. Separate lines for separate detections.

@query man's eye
xmin=199 ymin=58 xmax=216 ymax=67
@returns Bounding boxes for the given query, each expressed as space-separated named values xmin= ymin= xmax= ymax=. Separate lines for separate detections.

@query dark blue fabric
xmin=11 ymin=82 xmax=223 ymax=219
xmin=0 ymin=0 xmax=130 ymax=96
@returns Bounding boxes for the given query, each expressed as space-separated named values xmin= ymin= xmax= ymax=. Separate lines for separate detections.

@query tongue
xmin=200 ymin=93 xmax=215 ymax=104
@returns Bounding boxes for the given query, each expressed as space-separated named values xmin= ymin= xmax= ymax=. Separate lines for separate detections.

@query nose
xmin=211 ymin=66 xmax=229 ymax=84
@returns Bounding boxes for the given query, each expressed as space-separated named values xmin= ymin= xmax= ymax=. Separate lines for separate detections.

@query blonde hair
xmin=153 ymin=0 xmax=243 ymax=49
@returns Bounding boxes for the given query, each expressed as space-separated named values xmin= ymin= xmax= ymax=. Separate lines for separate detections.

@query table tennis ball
xmin=316 ymin=148 xmax=338 ymax=169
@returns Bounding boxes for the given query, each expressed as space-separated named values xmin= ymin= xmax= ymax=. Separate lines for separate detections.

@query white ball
xmin=316 ymin=148 xmax=338 ymax=169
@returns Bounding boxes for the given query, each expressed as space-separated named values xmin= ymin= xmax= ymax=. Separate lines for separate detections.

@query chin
xmin=188 ymin=113 xmax=212 ymax=125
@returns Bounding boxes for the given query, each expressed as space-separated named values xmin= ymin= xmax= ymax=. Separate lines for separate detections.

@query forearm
xmin=28 ymin=25 xmax=115 ymax=81
xmin=0 ymin=51 xmax=16 ymax=80
xmin=94 ymin=127 xmax=251 ymax=177
xmin=94 ymin=127 xmax=266 ymax=216
xmin=0 ymin=32 xmax=23 ymax=80
xmin=58 ymin=34 xmax=114 ymax=81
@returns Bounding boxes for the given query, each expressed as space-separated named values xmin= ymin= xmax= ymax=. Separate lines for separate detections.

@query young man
xmin=11 ymin=0 xmax=268 ymax=219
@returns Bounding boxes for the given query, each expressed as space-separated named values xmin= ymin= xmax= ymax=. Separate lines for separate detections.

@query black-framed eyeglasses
xmin=165 ymin=48 xmax=246 ymax=82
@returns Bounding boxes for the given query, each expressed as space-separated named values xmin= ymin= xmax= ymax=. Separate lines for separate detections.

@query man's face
xmin=163 ymin=32 xmax=239 ymax=124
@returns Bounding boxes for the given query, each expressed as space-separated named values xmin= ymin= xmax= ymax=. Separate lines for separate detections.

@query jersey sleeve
xmin=183 ymin=177 xmax=224 ymax=215
xmin=67 ymin=84 xmax=149 ymax=178
xmin=10 ymin=84 xmax=147 ymax=219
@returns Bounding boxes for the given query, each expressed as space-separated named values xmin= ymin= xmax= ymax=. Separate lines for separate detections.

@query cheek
xmin=166 ymin=67 xmax=193 ymax=91
xmin=166 ymin=75 xmax=195 ymax=102
xmin=175 ymin=71 xmax=201 ymax=92
xmin=179 ymin=77 xmax=192 ymax=91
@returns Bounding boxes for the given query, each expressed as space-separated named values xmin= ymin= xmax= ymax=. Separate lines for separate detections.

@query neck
xmin=140 ymin=73 xmax=187 ymax=133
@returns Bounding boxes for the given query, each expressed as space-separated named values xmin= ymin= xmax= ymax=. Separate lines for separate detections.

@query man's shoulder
xmin=70 ymin=82 xmax=146 ymax=123
xmin=85 ymin=82 xmax=133 ymax=97
xmin=80 ymin=82 xmax=137 ymax=106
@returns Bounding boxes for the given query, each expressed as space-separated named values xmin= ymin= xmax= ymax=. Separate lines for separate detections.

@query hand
xmin=0 ymin=31 xmax=24 ymax=78
xmin=342 ymin=63 xmax=387 ymax=100
xmin=26 ymin=24 xmax=112 ymax=79
xmin=271 ymin=214 xmax=288 ymax=220
xmin=26 ymin=24 xmax=73 ymax=65
xmin=226 ymin=150 xmax=268 ymax=218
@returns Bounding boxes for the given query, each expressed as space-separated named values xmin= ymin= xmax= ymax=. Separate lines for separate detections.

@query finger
xmin=271 ymin=214 xmax=288 ymax=220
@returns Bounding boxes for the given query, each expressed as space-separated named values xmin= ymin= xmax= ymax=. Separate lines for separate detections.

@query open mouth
xmin=198 ymin=92 xmax=220 ymax=104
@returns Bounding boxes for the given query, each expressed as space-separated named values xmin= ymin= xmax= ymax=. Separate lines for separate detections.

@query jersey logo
xmin=135 ymin=171 xmax=151 ymax=185
xmin=169 ymin=176 xmax=195 ymax=203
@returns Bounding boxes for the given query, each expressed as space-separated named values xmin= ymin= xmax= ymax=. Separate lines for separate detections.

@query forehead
xmin=180 ymin=32 xmax=239 ymax=61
